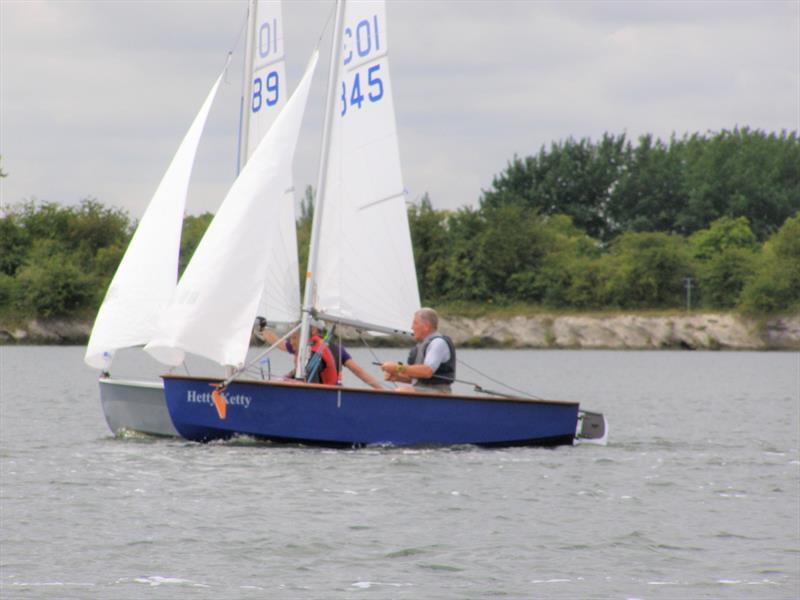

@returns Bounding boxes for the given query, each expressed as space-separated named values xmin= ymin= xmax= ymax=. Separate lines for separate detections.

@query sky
xmin=1 ymin=0 xmax=798 ymax=220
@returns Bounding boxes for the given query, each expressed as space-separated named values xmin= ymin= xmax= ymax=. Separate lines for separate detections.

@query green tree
xmin=296 ymin=185 xmax=315 ymax=293
xmin=476 ymin=204 xmax=549 ymax=301
xmin=698 ymin=248 xmax=758 ymax=308
xmin=600 ymin=232 xmax=693 ymax=308
xmin=0 ymin=272 xmax=14 ymax=312
xmin=67 ymin=199 xmax=130 ymax=263
xmin=689 ymin=216 xmax=759 ymax=259
xmin=179 ymin=213 xmax=213 ymax=275
xmin=407 ymin=193 xmax=449 ymax=302
xmin=512 ymin=214 xmax=601 ymax=307
xmin=14 ymin=253 xmax=97 ymax=318
xmin=738 ymin=213 xmax=800 ymax=313
xmin=481 ymin=133 xmax=628 ymax=241
xmin=688 ymin=216 xmax=759 ymax=307
xmin=607 ymin=134 xmax=686 ymax=235
xmin=563 ymin=256 xmax=613 ymax=309
xmin=679 ymin=128 xmax=800 ymax=238
xmin=0 ymin=211 xmax=31 ymax=276
xmin=439 ymin=207 xmax=487 ymax=301
xmin=481 ymin=129 xmax=798 ymax=244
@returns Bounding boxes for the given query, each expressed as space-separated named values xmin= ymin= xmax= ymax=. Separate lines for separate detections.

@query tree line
xmin=481 ymin=127 xmax=798 ymax=242
xmin=409 ymin=128 xmax=799 ymax=313
xmin=0 ymin=128 xmax=797 ymax=321
xmin=409 ymin=198 xmax=798 ymax=313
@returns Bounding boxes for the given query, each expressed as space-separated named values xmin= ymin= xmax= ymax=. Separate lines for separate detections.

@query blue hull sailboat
xmin=148 ymin=0 xmax=607 ymax=448
xmin=162 ymin=376 xmax=581 ymax=447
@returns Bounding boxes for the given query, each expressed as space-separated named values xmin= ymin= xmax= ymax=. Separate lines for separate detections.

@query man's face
xmin=411 ymin=313 xmax=430 ymax=342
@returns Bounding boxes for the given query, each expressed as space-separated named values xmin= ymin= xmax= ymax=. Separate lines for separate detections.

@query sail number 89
xmin=252 ymin=71 xmax=279 ymax=113
xmin=340 ymin=63 xmax=384 ymax=117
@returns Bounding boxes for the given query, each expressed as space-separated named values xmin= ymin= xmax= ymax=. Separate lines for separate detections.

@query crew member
xmin=381 ymin=307 xmax=456 ymax=394
xmin=256 ymin=318 xmax=383 ymax=389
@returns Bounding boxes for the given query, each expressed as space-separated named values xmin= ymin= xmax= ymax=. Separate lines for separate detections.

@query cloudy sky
xmin=1 ymin=0 xmax=797 ymax=219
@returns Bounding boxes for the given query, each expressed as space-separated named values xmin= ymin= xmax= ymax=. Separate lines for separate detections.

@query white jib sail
xmin=313 ymin=0 xmax=420 ymax=334
xmin=84 ymin=68 xmax=226 ymax=370
xmin=241 ymin=0 xmax=299 ymax=324
xmin=145 ymin=50 xmax=319 ymax=368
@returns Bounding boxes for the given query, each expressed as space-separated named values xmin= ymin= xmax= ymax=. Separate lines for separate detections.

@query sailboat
xmin=151 ymin=0 xmax=607 ymax=447
xmin=84 ymin=0 xmax=292 ymax=436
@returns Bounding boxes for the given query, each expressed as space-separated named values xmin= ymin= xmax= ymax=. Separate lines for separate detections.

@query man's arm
xmin=344 ymin=358 xmax=384 ymax=390
xmin=381 ymin=361 xmax=433 ymax=382
xmin=257 ymin=328 xmax=289 ymax=352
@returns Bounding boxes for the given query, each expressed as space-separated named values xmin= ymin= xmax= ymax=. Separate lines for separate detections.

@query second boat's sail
xmin=145 ymin=51 xmax=319 ymax=368
xmin=84 ymin=67 xmax=227 ymax=370
xmin=241 ymin=0 xmax=300 ymax=324
xmin=239 ymin=0 xmax=289 ymax=168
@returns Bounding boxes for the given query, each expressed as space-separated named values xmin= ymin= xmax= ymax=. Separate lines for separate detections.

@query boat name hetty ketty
xmin=186 ymin=390 xmax=251 ymax=409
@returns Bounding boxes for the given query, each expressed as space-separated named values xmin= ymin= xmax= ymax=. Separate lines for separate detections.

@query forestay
xmin=241 ymin=0 xmax=300 ymax=324
xmin=84 ymin=68 xmax=226 ymax=370
xmin=312 ymin=0 xmax=420 ymax=334
xmin=145 ymin=51 xmax=319 ymax=368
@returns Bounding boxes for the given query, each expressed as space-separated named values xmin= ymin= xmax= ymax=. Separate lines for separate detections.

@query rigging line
xmin=317 ymin=1 xmax=337 ymax=49
xmin=229 ymin=3 xmax=250 ymax=57
xmin=456 ymin=358 xmax=542 ymax=400
xmin=358 ymin=331 xmax=398 ymax=389
xmin=220 ymin=323 xmax=302 ymax=388
xmin=366 ymin=362 xmax=505 ymax=397
xmin=218 ymin=4 xmax=247 ymax=91
xmin=336 ymin=327 xmax=343 ymax=384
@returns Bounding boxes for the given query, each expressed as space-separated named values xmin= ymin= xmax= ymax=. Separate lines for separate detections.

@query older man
xmin=381 ymin=307 xmax=456 ymax=393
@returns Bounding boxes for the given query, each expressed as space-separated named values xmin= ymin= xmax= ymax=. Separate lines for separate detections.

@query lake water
xmin=1 ymin=346 xmax=798 ymax=599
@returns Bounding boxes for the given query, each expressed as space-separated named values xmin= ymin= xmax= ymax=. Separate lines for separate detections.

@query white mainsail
xmin=311 ymin=0 xmax=420 ymax=335
xmin=145 ymin=51 xmax=319 ymax=368
xmin=84 ymin=67 xmax=227 ymax=370
xmin=241 ymin=0 xmax=300 ymax=324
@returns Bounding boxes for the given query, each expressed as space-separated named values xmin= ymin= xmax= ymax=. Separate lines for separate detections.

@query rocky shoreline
xmin=2 ymin=313 xmax=798 ymax=350
xmin=439 ymin=313 xmax=800 ymax=351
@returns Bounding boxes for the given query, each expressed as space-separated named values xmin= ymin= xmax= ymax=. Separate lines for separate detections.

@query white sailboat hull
xmin=99 ymin=378 xmax=177 ymax=437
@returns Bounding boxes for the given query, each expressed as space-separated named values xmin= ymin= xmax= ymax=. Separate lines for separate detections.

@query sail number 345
xmin=340 ymin=15 xmax=385 ymax=117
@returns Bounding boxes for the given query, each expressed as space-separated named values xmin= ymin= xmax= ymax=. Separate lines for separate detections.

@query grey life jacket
xmin=407 ymin=333 xmax=456 ymax=386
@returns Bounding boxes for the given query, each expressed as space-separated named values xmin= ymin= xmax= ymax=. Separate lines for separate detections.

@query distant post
xmin=683 ymin=277 xmax=693 ymax=312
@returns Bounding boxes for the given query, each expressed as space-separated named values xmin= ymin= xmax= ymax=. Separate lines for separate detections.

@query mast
xmin=237 ymin=0 xmax=258 ymax=174
xmin=295 ymin=0 xmax=346 ymax=379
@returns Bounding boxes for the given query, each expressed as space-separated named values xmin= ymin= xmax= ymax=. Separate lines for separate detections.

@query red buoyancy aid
xmin=305 ymin=335 xmax=339 ymax=385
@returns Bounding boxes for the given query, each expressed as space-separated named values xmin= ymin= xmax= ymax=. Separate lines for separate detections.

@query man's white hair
xmin=416 ymin=307 xmax=439 ymax=330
